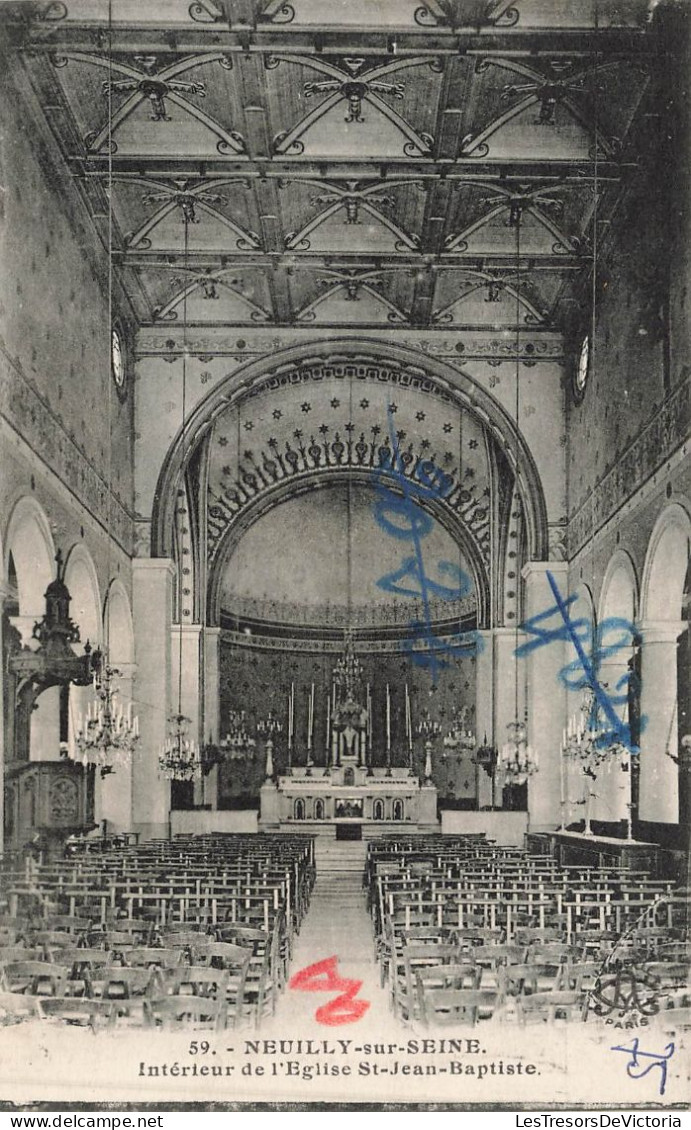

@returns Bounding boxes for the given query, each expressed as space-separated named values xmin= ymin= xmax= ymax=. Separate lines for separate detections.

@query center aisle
xmin=267 ymin=840 xmax=400 ymax=1035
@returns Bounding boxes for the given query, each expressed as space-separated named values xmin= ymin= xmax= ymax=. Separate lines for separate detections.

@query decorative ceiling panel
xmin=15 ymin=2 xmax=656 ymax=333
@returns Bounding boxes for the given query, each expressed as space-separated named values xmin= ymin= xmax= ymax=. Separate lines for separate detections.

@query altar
xmin=259 ymin=763 xmax=439 ymax=836
xmin=258 ymin=631 xmax=438 ymax=835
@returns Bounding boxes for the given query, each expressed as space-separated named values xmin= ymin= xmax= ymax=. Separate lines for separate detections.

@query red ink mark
xmin=289 ymin=956 xmax=370 ymax=1026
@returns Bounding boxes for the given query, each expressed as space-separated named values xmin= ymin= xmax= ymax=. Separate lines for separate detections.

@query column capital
xmin=521 ymin=560 xmax=569 ymax=582
xmin=132 ymin=557 xmax=175 ymax=578
xmin=637 ymin=619 xmax=686 ymax=645
xmin=172 ymin=623 xmax=203 ymax=637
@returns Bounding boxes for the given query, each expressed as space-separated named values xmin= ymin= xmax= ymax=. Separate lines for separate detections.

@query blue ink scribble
xmin=611 ymin=1039 xmax=675 ymax=1096
xmin=516 ymin=570 xmax=644 ymax=753
xmin=372 ymin=407 xmax=482 ymax=684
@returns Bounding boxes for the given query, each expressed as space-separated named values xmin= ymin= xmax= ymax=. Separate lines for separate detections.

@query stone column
xmin=638 ymin=620 xmax=684 ymax=825
xmin=171 ymin=623 xmax=203 ymax=805
xmin=493 ymin=627 xmax=526 ymax=810
xmin=475 ymin=629 xmax=494 ymax=809
xmin=132 ymin=559 xmax=175 ymax=841
xmin=99 ymin=662 xmax=136 ymax=834
xmin=521 ymin=562 xmax=569 ymax=832
xmin=592 ymin=655 xmax=630 ymax=826
xmin=202 ymin=626 xmax=221 ymax=808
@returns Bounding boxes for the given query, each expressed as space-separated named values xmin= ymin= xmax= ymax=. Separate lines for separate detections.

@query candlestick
xmin=405 ymin=683 xmax=413 ymax=752
xmin=386 ymin=683 xmax=391 ymax=752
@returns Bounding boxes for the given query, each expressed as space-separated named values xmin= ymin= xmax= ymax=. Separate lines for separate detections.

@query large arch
xmin=638 ymin=501 xmax=691 ymax=826
xmin=595 ymin=550 xmax=639 ymax=826
xmin=104 ymin=579 xmax=135 ymax=667
xmin=207 ymin=470 xmax=491 ymax=628
xmin=3 ymin=496 xmax=55 ymax=621
xmin=151 ymin=339 xmax=550 ymax=572
xmin=641 ymin=501 xmax=691 ymax=622
xmin=63 ymin=544 xmax=102 ymax=653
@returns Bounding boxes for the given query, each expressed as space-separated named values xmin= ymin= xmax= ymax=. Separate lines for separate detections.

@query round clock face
xmin=575 ymin=334 xmax=590 ymax=396
xmin=111 ymin=328 xmax=125 ymax=388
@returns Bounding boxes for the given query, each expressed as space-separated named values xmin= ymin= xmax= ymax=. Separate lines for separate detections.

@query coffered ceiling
xmin=9 ymin=0 xmax=657 ymax=334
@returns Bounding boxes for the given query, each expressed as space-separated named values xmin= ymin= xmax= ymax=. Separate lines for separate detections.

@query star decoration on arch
xmin=318 ymin=424 xmax=329 ymax=435
xmin=293 ymin=429 xmax=303 ymax=440
xmin=388 ymin=403 xmax=398 ymax=414
xmin=469 ymin=438 xmax=479 ymax=449
xmin=243 ymin=420 xmax=254 ymax=431
xmin=416 ymin=411 xmax=426 ymax=421
xmin=330 ymin=398 xmax=341 ymax=408
xmin=359 ymin=398 xmax=370 ymax=409
xmin=301 ymin=402 xmax=312 ymax=413
xmin=443 ymin=422 xmax=453 ymax=433
xmin=218 ymin=435 xmax=228 ymax=446
xmin=272 ymin=408 xmax=283 ymax=420
xmin=420 ymin=438 xmax=431 ymax=450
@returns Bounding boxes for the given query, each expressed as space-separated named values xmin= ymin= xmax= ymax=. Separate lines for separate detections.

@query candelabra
xmin=220 ymin=709 xmax=257 ymax=761
xmin=73 ymin=652 xmax=139 ymax=778
xmin=257 ymin=712 xmax=283 ymax=737
xmin=562 ymin=694 xmax=627 ymax=835
xmin=417 ymin=710 xmax=441 ymax=739
xmin=158 ymin=713 xmax=201 ymax=781
xmin=499 ymin=721 xmax=538 ymax=785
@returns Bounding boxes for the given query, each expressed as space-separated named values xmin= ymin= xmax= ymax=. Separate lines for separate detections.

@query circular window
xmin=111 ymin=328 xmax=125 ymax=389
xmin=574 ymin=334 xmax=590 ymax=401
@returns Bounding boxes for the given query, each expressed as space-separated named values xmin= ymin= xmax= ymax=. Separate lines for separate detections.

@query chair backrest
xmin=148 ymin=993 xmax=226 ymax=1030
xmin=191 ymin=941 xmax=253 ymax=967
xmin=420 ymin=988 xmax=498 ymax=1027
xmin=657 ymin=1007 xmax=691 ymax=1033
xmin=3 ymin=961 xmax=69 ymax=996
xmin=0 ymin=991 xmax=44 ymax=1021
xmin=164 ymin=966 xmax=230 ymax=997
xmin=515 ymin=990 xmax=583 ymax=1025
xmin=101 ymin=966 xmax=162 ymax=998
xmin=124 ymin=947 xmax=182 ymax=969
xmin=474 ymin=944 xmax=527 ymax=966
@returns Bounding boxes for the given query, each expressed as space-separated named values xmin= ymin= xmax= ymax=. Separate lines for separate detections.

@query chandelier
xmin=219 ymin=709 xmax=257 ymax=761
xmin=442 ymin=706 xmax=476 ymax=758
xmin=159 ymin=713 xmax=201 ymax=781
xmin=333 ymin=629 xmax=363 ymax=701
xmin=563 ymin=691 xmax=626 ymax=778
xmin=73 ymin=651 xmax=139 ymax=778
xmin=499 ymin=721 xmax=538 ymax=784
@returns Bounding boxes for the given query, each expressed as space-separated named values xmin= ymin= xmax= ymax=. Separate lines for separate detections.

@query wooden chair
xmin=1 ymin=961 xmax=69 ymax=996
xmin=38 ymin=997 xmax=115 ymax=1032
xmin=190 ymin=942 xmax=251 ymax=1029
xmin=0 ymin=991 xmax=45 ymax=1023
xmin=123 ymin=947 xmax=182 ymax=970
xmin=147 ymin=994 xmax=227 ymax=1031
xmin=419 ymin=988 xmax=500 ymax=1027
xmin=397 ymin=944 xmax=466 ymax=1022
xmin=515 ymin=990 xmax=585 ymax=1025
xmin=163 ymin=965 xmax=229 ymax=1001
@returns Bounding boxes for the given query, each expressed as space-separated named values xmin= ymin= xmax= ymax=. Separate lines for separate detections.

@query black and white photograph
xmin=0 ymin=0 xmax=690 ymax=1113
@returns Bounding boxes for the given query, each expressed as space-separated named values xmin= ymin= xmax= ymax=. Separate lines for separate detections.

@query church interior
xmin=0 ymin=0 xmax=690 ymax=1039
